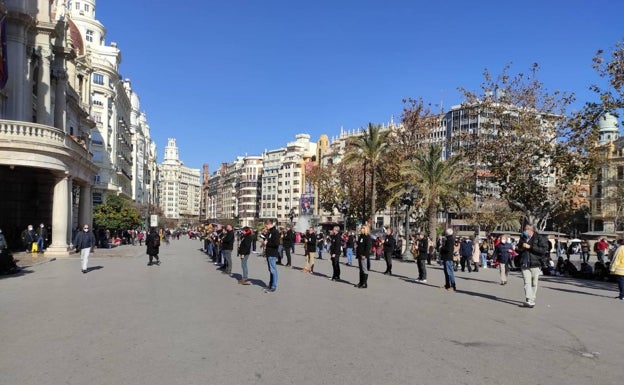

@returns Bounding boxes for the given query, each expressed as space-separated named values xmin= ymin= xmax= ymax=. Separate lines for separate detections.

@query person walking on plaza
xmin=282 ymin=225 xmax=294 ymax=267
xmin=459 ymin=237 xmax=474 ymax=272
xmin=354 ymin=225 xmax=372 ymax=289
xmin=303 ymin=227 xmax=316 ymax=273
xmin=517 ymin=223 xmax=549 ymax=308
xmin=440 ymin=228 xmax=457 ymax=291
xmin=221 ymin=224 xmax=234 ymax=275
xmin=415 ymin=232 xmax=429 ymax=283
xmin=263 ymin=219 xmax=280 ymax=293
xmin=35 ymin=223 xmax=48 ymax=253
xmin=238 ymin=227 xmax=253 ymax=285
xmin=316 ymin=230 xmax=325 ymax=259
xmin=329 ymin=226 xmax=342 ymax=281
xmin=495 ymin=234 xmax=513 ymax=285
xmin=21 ymin=224 xmax=35 ymax=252
xmin=382 ymin=227 xmax=396 ymax=275
xmin=580 ymin=240 xmax=590 ymax=263
xmin=146 ymin=227 xmax=161 ymax=266
xmin=73 ymin=224 xmax=96 ymax=273
xmin=609 ymin=238 xmax=624 ymax=300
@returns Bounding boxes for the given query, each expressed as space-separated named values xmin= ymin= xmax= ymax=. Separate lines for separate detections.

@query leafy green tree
xmin=399 ymin=144 xmax=468 ymax=239
xmin=93 ymin=195 xmax=142 ymax=231
xmin=342 ymin=123 xmax=390 ymax=223
xmin=458 ymin=64 xmax=588 ymax=230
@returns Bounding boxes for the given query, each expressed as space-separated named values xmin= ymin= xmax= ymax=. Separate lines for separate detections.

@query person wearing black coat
xmin=282 ymin=225 xmax=294 ymax=267
xmin=238 ymin=227 xmax=253 ymax=285
xmin=355 ymin=225 xmax=372 ymax=289
xmin=263 ymin=219 xmax=280 ymax=293
xmin=145 ymin=228 xmax=161 ymax=266
xmin=415 ymin=233 xmax=429 ymax=282
xmin=221 ymin=225 xmax=235 ymax=275
xmin=329 ymin=226 xmax=342 ymax=281
xmin=494 ymin=234 xmax=513 ymax=285
xmin=382 ymin=227 xmax=396 ymax=275
xmin=516 ymin=224 xmax=549 ymax=308
xmin=440 ymin=228 xmax=456 ymax=291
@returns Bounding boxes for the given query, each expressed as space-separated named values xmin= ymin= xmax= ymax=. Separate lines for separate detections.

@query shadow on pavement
xmin=540 ymin=275 xmax=617 ymax=292
xmin=0 ymin=268 xmax=34 ymax=279
xmin=541 ymin=285 xmax=616 ymax=298
xmin=85 ymin=266 xmax=103 ymax=273
xmin=455 ymin=289 xmax=524 ymax=306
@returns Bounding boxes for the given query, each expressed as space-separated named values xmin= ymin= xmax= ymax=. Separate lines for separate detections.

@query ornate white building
xmin=157 ymin=138 xmax=200 ymax=225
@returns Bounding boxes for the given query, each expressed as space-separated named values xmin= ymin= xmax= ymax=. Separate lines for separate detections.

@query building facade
xmin=157 ymin=138 xmax=200 ymax=226
xmin=0 ymin=0 xmax=99 ymax=255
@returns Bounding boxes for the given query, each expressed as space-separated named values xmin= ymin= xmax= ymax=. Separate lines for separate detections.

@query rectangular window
xmin=85 ymin=4 xmax=90 ymax=12
xmin=93 ymin=73 xmax=104 ymax=85
xmin=618 ymin=166 xmax=624 ymax=180
xmin=86 ymin=30 xmax=93 ymax=42
xmin=75 ymin=2 xmax=80 ymax=10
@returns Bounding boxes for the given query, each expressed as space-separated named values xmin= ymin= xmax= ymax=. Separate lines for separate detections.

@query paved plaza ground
xmin=1 ymin=237 xmax=622 ymax=385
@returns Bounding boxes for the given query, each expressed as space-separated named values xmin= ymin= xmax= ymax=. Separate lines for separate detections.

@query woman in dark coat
xmin=354 ymin=225 xmax=372 ymax=289
xmin=146 ymin=228 xmax=161 ymax=266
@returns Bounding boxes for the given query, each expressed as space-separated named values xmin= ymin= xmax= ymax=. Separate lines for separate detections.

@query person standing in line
xmin=382 ymin=227 xmax=396 ymax=275
xmin=459 ymin=237 xmax=474 ymax=272
xmin=277 ymin=227 xmax=284 ymax=265
xmin=251 ymin=230 xmax=258 ymax=253
xmin=354 ymin=225 xmax=372 ymax=289
xmin=329 ymin=226 xmax=342 ymax=281
xmin=221 ymin=224 xmax=235 ymax=275
xmin=282 ymin=225 xmax=294 ymax=267
xmin=35 ymin=223 xmax=48 ymax=253
xmin=346 ymin=231 xmax=355 ymax=266
xmin=440 ymin=228 xmax=456 ymax=291
xmin=516 ymin=223 xmax=549 ymax=308
xmin=73 ymin=224 xmax=96 ymax=273
xmin=238 ymin=227 xmax=253 ymax=285
xmin=145 ymin=227 xmax=161 ymax=266
xmin=263 ymin=219 xmax=280 ymax=293
xmin=479 ymin=239 xmax=489 ymax=269
xmin=303 ymin=227 xmax=316 ymax=273
xmin=316 ymin=230 xmax=325 ymax=259
xmin=495 ymin=234 xmax=513 ymax=285
xmin=415 ymin=232 xmax=429 ymax=283
xmin=609 ymin=238 xmax=624 ymax=300
xmin=471 ymin=238 xmax=481 ymax=272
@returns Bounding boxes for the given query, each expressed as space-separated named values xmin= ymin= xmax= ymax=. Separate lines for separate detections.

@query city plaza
xmin=1 ymin=237 xmax=622 ymax=385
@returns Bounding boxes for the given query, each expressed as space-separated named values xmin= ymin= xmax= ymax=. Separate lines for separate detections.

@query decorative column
xmin=78 ymin=184 xmax=92 ymax=228
xmin=53 ymin=68 xmax=67 ymax=130
xmin=35 ymin=46 xmax=53 ymax=126
xmin=46 ymin=175 xmax=71 ymax=256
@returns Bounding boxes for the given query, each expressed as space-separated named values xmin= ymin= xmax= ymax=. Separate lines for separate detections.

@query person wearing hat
xmin=238 ymin=227 xmax=253 ymax=285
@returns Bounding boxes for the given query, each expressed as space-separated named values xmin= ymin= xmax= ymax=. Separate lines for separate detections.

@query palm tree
xmin=342 ymin=123 xmax=389 ymax=224
xmin=399 ymin=144 xmax=467 ymax=240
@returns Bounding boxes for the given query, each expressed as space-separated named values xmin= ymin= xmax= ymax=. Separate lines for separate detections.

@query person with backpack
xmin=146 ymin=228 xmax=161 ymax=266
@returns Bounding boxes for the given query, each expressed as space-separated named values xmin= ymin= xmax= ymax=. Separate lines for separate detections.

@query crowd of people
xmin=194 ymin=221 xmax=624 ymax=305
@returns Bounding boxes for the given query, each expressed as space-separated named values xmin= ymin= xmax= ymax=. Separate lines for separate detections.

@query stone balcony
xmin=0 ymin=119 xmax=98 ymax=183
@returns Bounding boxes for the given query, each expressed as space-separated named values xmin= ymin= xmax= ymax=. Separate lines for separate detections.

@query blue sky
xmin=97 ymin=0 xmax=624 ymax=170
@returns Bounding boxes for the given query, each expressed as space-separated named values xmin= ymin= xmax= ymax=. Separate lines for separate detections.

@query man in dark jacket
xmin=382 ymin=227 xmax=396 ymax=275
xmin=146 ymin=228 xmax=161 ymax=266
xmin=329 ymin=226 xmax=342 ymax=281
xmin=516 ymin=224 xmax=548 ymax=308
xmin=282 ymin=225 xmax=294 ymax=267
xmin=221 ymin=225 xmax=235 ymax=275
xmin=415 ymin=233 xmax=429 ymax=282
xmin=263 ymin=219 xmax=280 ymax=293
xmin=440 ymin=228 xmax=456 ymax=291
xmin=459 ymin=238 xmax=474 ymax=272
xmin=73 ymin=224 xmax=96 ymax=273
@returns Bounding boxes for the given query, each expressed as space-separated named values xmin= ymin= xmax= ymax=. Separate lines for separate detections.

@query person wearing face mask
xmin=494 ymin=234 xmax=513 ymax=285
xmin=21 ymin=225 xmax=36 ymax=252
xmin=516 ymin=224 xmax=548 ymax=308
xmin=73 ymin=224 xmax=96 ymax=274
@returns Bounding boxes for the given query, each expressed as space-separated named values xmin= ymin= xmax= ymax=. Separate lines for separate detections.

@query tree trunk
xmin=370 ymin=161 xmax=376 ymax=225
xmin=428 ymin=201 xmax=438 ymax=241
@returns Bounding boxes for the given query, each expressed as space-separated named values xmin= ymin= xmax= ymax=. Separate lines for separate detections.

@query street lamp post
xmin=401 ymin=186 xmax=416 ymax=262
xmin=340 ymin=200 xmax=350 ymax=230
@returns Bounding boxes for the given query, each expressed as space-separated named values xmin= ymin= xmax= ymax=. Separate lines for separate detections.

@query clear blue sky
xmin=97 ymin=0 xmax=624 ymax=171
